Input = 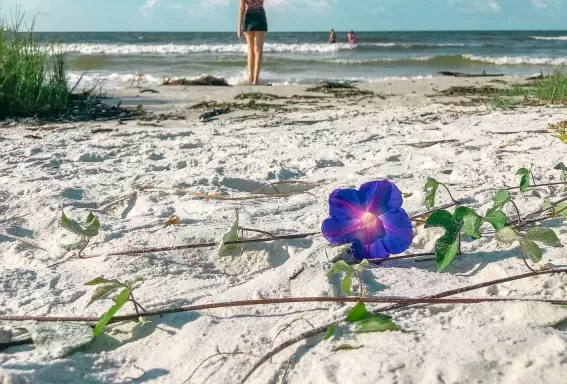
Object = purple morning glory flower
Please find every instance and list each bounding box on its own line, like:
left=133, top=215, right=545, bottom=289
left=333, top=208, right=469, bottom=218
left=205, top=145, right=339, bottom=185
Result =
left=321, top=180, right=413, bottom=261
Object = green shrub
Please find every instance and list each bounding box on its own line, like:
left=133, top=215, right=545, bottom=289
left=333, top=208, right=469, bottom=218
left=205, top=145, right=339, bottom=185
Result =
left=0, top=13, right=71, bottom=118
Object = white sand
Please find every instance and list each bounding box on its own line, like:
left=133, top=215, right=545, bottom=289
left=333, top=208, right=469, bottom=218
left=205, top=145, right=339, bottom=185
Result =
left=2, top=78, right=567, bottom=383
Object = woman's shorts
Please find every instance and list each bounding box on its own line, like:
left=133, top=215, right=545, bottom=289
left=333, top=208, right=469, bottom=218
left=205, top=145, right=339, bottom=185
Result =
left=243, top=9, right=268, bottom=32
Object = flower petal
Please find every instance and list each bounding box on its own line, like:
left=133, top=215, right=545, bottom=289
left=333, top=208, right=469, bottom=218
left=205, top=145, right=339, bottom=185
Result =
left=359, top=180, right=403, bottom=216
left=350, top=239, right=390, bottom=261
left=322, top=217, right=385, bottom=245
left=328, top=188, right=365, bottom=220
left=379, top=208, right=413, bottom=254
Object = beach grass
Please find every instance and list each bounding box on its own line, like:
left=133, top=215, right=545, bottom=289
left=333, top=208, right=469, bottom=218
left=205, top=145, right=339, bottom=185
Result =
left=0, top=13, right=71, bottom=119
left=488, top=70, right=567, bottom=108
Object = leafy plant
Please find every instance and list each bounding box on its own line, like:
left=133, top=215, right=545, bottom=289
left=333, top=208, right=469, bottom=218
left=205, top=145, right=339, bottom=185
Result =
left=85, top=276, right=144, bottom=336
left=61, top=211, right=100, bottom=238
left=346, top=302, right=401, bottom=334
left=424, top=188, right=518, bottom=272
left=516, top=167, right=532, bottom=192
left=61, top=211, right=100, bottom=256
left=496, top=226, right=563, bottom=264
left=219, top=208, right=241, bottom=256
left=327, top=259, right=369, bottom=296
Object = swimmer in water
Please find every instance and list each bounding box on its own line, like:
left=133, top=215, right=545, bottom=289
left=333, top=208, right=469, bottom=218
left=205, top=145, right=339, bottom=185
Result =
left=347, top=30, right=358, bottom=45
left=328, top=29, right=336, bottom=43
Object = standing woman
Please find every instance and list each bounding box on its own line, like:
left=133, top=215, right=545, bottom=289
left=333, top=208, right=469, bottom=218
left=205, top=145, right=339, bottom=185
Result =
left=237, top=0, right=268, bottom=85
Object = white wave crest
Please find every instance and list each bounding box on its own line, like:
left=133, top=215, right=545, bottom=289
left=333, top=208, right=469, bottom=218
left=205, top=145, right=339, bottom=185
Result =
left=530, top=36, right=567, bottom=41
left=464, top=54, right=567, bottom=65
left=60, top=42, right=356, bottom=55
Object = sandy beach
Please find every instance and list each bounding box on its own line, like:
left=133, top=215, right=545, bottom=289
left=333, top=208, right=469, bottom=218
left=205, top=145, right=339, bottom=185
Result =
left=2, top=76, right=567, bottom=384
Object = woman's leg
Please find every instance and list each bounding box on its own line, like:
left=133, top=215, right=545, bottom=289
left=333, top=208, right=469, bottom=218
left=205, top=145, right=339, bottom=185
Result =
left=244, top=32, right=255, bottom=84
left=252, top=31, right=266, bottom=85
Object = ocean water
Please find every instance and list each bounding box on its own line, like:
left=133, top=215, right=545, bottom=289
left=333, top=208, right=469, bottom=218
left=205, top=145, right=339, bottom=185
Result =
left=35, top=31, right=567, bottom=88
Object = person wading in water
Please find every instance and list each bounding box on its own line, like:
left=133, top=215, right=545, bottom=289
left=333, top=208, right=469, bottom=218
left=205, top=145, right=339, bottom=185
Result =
left=237, top=0, right=268, bottom=85
left=329, top=29, right=336, bottom=43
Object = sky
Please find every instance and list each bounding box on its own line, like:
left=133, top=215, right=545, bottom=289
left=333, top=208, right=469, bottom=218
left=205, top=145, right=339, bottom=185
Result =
left=1, top=0, right=566, bottom=32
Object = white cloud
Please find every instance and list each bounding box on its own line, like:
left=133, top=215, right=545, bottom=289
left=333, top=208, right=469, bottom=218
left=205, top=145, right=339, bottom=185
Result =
left=139, top=0, right=161, bottom=15
left=445, top=0, right=501, bottom=13
left=531, top=0, right=560, bottom=9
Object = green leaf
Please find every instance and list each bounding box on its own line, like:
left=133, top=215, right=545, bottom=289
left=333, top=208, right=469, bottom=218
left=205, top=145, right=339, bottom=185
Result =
left=492, top=189, right=511, bottom=210
left=520, top=174, right=530, bottom=192
left=425, top=210, right=462, bottom=272
left=524, top=227, right=563, bottom=248
left=453, top=207, right=482, bottom=239
left=333, top=344, right=363, bottom=351
left=84, top=277, right=123, bottom=286
left=516, top=168, right=530, bottom=175
left=355, top=314, right=401, bottom=333
left=424, top=178, right=439, bottom=209
left=61, top=211, right=85, bottom=237
left=83, top=212, right=100, bottom=238
left=485, top=208, right=507, bottom=231
left=87, top=284, right=123, bottom=307
left=324, top=325, right=336, bottom=340
left=126, top=276, right=145, bottom=290
left=346, top=302, right=369, bottom=323
left=327, top=260, right=355, bottom=276
left=555, top=162, right=567, bottom=172
left=520, top=239, right=543, bottom=263
left=495, top=227, right=517, bottom=248
left=218, top=208, right=240, bottom=256
left=341, top=274, right=353, bottom=296
left=543, top=198, right=553, bottom=211
left=93, top=289, right=131, bottom=336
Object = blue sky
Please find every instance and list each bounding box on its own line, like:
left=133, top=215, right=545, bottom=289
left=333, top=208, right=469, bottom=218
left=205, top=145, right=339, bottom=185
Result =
left=1, top=0, right=566, bottom=32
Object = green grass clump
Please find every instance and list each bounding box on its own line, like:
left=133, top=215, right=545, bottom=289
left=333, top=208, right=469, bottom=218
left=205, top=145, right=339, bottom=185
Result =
left=0, top=14, right=71, bottom=119
left=488, top=70, right=567, bottom=108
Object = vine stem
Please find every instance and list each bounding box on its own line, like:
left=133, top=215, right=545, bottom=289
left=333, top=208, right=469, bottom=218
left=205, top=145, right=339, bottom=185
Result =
left=76, top=232, right=321, bottom=259
left=1, top=293, right=567, bottom=324
left=506, top=181, right=567, bottom=191
left=509, top=199, right=523, bottom=226
left=238, top=268, right=567, bottom=383
left=438, top=182, right=459, bottom=204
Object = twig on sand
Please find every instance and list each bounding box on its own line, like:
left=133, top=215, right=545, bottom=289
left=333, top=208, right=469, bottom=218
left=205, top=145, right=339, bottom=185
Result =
left=487, top=129, right=552, bottom=135
left=398, top=139, right=459, bottom=148
left=184, top=350, right=259, bottom=384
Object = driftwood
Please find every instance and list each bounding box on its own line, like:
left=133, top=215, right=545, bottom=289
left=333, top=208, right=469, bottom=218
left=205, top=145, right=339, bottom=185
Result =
left=439, top=71, right=505, bottom=78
